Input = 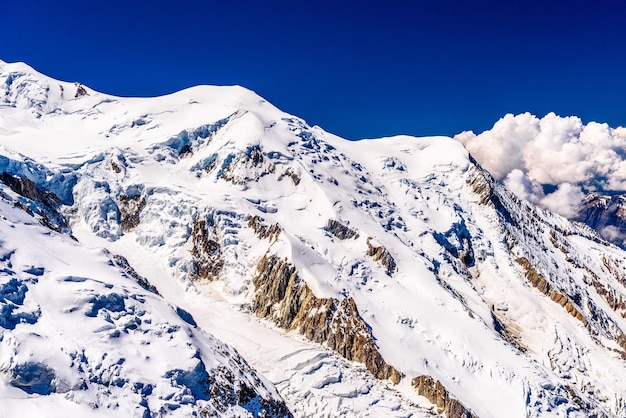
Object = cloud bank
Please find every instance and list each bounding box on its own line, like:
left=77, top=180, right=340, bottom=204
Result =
left=455, top=112, right=626, bottom=218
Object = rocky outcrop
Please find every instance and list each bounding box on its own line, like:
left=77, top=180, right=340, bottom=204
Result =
left=248, top=215, right=281, bottom=241
left=0, top=172, right=67, bottom=232
left=252, top=254, right=402, bottom=384
left=575, top=193, right=626, bottom=249
left=221, top=145, right=275, bottom=185
left=412, top=375, right=476, bottom=418
left=325, top=219, right=359, bottom=240
left=199, top=364, right=294, bottom=418
left=490, top=307, right=527, bottom=353
left=277, top=167, right=301, bottom=185
left=190, top=219, right=223, bottom=281
left=366, top=238, right=397, bottom=276
left=516, top=257, right=587, bottom=325
left=1, top=172, right=56, bottom=204
left=107, top=251, right=159, bottom=295
left=118, top=193, right=146, bottom=233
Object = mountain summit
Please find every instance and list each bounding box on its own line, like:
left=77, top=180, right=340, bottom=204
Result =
left=2, top=61, right=626, bottom=417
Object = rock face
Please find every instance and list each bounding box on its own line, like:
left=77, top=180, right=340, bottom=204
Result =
left=412, top=375, right=476, bottom=418
left=10, top=62, right=626, bottom=416
left=248, top=215, right=281, bottom=241
left=191, top=219, right=223, bottom=281
left=199, top=364, right=294, bottom=418
left=277, top=167, right=301, bottom=185
left=516, top=257, right=587, bottom=325
left=366, top=238, right=397, bottom=276
left=118, top=193, right=146, bottom=233
left=252, top=254, right=402, bottom=384
left=221, top=145, right=276, bottom=185
left=325, top=219, right=359, bottom=240
left=576, top=193, right=626, bottom=248
left=0, top=190, right=294, bottom=417
left=0, top=172, right=67, bottom=232
left=433, top=219, right=475, bottom=267
left=107, top=250, right=160, bottom=295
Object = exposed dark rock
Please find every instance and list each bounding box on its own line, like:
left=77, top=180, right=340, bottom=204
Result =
left=277, top=167, right=301, bottom=185
left=466, top=165, right=626, bottom=347
left=200, top=364, right=294, bottom=418
left=563, top=384, right=610, bottom=418
left=190, top=219, right=223, bottom=281
left=118, top=193, right=146, bottom=233
left=110, top=160, right=122, bottom=173
left=1, top=172, right=54, bottom=204
left=248, top=215, right=281, bottom=241
left=220, top=145, right=276, bottom=185
left=575, top=193, right=626, bottom=249
left=162, top=117, right=231, bottom=156
left=490, top=307, right=527, bottom=353
left=366, top=238, right=397, bottom=276
left=0, top=172, right=67, bottom=232
left=75, top=84, right=87, bottom=98
left=516, top=257, right=587, bottom=325
left=252, top=254, right=402, bottom=384
left=325, top=219, right=359, bottom=240
left=8, top=362, right=56, bottom=395
left=108, top=251, right=160, bottom=295
left=178, top=143, right=193, bottom=158
left=412, top=375, right=476, bottom=418
left=592, top=257, right=626, bottom=320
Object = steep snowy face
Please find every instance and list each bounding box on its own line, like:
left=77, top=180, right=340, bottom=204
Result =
left=3, top=60, right=626, bottom=418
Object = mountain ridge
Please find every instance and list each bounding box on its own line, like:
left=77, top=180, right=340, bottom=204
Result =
left=2, top=60, right=626, bottom=417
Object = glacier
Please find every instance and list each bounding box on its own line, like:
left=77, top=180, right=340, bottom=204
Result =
left=1, top=59, right=626, bottom=417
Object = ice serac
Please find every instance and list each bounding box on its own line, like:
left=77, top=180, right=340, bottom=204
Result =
left=3, top=60, right=626, bottom=417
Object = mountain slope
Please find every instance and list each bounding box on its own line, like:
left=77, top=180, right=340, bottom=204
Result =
left=3, top=60, right=626, bottom=417
left=0, top=181, right=291, bottom=417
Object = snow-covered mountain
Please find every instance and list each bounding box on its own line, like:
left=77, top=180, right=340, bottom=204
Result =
left=574, top=193, right=626, bottom=248
left=3, top=60, right=626, bottom=417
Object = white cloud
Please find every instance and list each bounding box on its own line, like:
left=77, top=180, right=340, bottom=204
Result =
left=454, top=113, right=626, bottom=218
left=503, top=169, right=544, bottom=204
left=538, top=183, right=585, bottom=218
left=599, top=225, right=626, bottom=247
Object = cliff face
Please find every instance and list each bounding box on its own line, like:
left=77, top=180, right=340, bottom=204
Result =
left=576, top=193, right=626, bottom=248
left=118, top=193, right=145, bottom=233
left=0, top=182, right=293, bottom=417
left=252, top=254, right=402, bottom=384
left=412, top=375, right=476, bottom=418
left=366, top=237, right=397, bottom=276
left=0, top=172, right=68, bottom=232
left=191, top=219, right=223, bottom=281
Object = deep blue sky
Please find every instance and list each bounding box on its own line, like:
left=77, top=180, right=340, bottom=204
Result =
left=2, top=0, right=625, bottom=139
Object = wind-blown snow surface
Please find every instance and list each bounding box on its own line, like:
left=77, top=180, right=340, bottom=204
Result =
left=3, top=60, right=626, bottom=417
